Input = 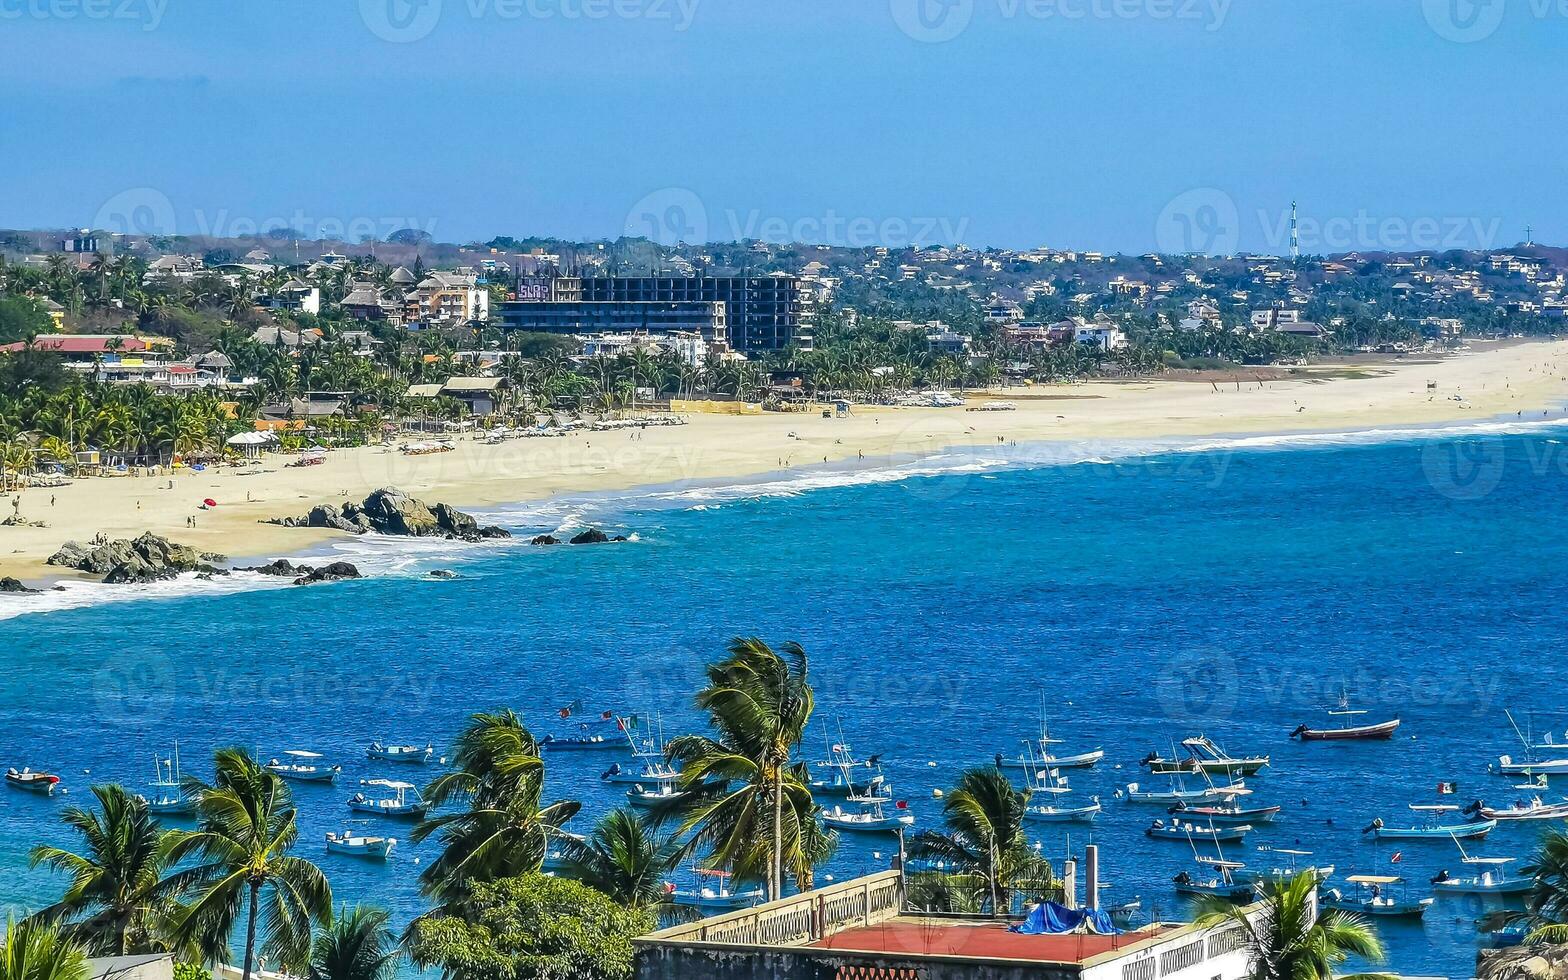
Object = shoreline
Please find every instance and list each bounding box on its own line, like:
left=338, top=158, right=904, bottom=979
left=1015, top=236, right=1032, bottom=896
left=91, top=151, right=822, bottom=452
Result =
left=4, top=339, right=1568, bottom=593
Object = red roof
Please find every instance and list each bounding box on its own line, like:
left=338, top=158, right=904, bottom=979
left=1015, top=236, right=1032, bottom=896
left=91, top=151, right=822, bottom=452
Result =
left=811, top=920, right=1173, bottom=965
left=0, top=336, right=149, bottom=355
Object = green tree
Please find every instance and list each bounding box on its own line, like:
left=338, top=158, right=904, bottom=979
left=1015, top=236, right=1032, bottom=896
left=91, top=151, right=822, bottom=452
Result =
left=28, top=784, right=179, bottom=956
left=307, top=906, right=400, bottom=980
left=414, top=711, right=581, bottom=906
left=0, top=296, right=51, bottom=345
left=0, top=919, right=89, bottom=980
left=560, top=809, right=682, bottom=908
left=908, top=767, right=1055, bottom=915
left=1194, top=873, right=1391, bottom=980
left=406, top=874, right=651, bottom=980
left=164, top=748, right=333, bottom=980
left=1514, top=828, right=1568, bottom=941
left=666, top=637, right=817, bottom=902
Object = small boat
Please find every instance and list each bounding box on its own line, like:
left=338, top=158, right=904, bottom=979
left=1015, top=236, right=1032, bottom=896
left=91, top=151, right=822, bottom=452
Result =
left=1021, top=764, right=1099, bottom=823
left=1122, top=779, right=1241, bottom=805
left=366, top=742, right=433, bottom=764
left=1491, top=754, right=1568, bottom=776
left=1432, top=858, right=1533, bottom=896
left=1233, top=848, right=1333, bottom=887
left=1321, top=875, right=1432, bottom=918
left=626, top=782, right=691, bottom=809
left=346, top=779, right=428, bottom=819
left=1104, top=899, right=1142, bottom=930
left=667, top=869, right=764, bottom=912
left=1173, top=857, right=1255, bottom=901
left=995, top=698, right=1102, bottom=770
left=542, top=831, right=585, bottom=872
left=324, top=830, right=396, bottom=860
left=142, top=744, right=198, bottom=816
left=6, top=768, right=60, bottom=795
left=1363, top=805, right=1496, bottom=840
left=810, top=736, right=890, bottom=800
left=600, top=760, right=680, bottom=786
left=266, top=750, right=340, bottom=784
left=1144, top=736, right=1269, bottom=777
left=822, top=798, right=914, bottom=833
left=1171, top=801, right=1280, bottom=825
left=1466, top=797, right=1568, bottom=821
left=1290, top=695, right=1400, bottom=741
left=540, top=730, right=617, bottom=752
left=1146, top=819, right=1251, bottom=843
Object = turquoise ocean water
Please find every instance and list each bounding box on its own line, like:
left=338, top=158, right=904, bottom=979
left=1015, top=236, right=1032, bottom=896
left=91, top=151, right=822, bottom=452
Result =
left=4, top=416, right=1568, bottom=977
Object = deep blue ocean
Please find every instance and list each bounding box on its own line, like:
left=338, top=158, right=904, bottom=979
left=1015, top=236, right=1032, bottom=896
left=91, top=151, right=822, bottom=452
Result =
left=5, top=418, right=1568, bottom=978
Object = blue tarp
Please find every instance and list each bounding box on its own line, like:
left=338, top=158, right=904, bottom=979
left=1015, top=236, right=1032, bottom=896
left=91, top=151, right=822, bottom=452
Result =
left=1010, top=902, right=1123, bottom=936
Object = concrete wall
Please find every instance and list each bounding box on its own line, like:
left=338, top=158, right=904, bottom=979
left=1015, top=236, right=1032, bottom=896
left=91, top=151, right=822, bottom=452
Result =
left=637, top=943, right=1081, bottom=980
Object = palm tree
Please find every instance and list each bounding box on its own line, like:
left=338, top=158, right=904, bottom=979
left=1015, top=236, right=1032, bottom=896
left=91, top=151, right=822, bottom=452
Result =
left=413, top=709, right=582, bottom=906
left=561, top=809, right=683, bottom=908
left=908, top=767, right=1053, bottom=915
left=1193, top=873, right=1391, bottom=980
left=307, top=906, right=400, bottom=980
left=0, top=919, right=89, bottom=980
left=164, top=748, right=332, bottom=980
left=666, top=637, right=817, bottom=902
left=27, top=784, right=177, bottom=956
left=1514, top=828, right=1568, bottom=941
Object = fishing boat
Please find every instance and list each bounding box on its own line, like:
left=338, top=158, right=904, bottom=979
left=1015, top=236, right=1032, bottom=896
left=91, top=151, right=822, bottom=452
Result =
left=366, top=742, right=433, bottom=764
left=540, top=729, right=617, bottom=752
left=542, top=831, right=585, bottom=872
left=822, top=798, right=914, bottom=833
left=1171, top=801, right=1280, bottom=825
left=809, top=736, right=890, bottom=800
left=626, top=782, right=690, bottom=810
left=1363, top=805, right=1496, bottom=840
left=1173, top=857, right=1255, bottom=901
left=1322, top=875, right=1432, bottom=918
left=1233, top=848, right=1333, bottom=887
left=994, top=697, right=1102, bottom=770
left=1290, top=695, right=1400, bottom=741
left=1104, top=899, right=1142, bottom=930
left=1146, top=819, right=1252, bottom=843
left=1121, top=778, right=1242, bottom=805
left=1432, top=858, right=1532, bottom=896
left=667, top=869, right=764, bottom=912
left=346, top=779, right=428, bottom=819
left=1489, top=710, right=1568, bottom=775
left=1465, top=797, right=1568, bottom=821
left=5, top=768, right=60, bottom=795
left=141, top=744, right=197, bottom=815
left=1144, top=736, right=1269, bottom=777
left=266, top=750, right=341, bottom=784
left=600, top=759, right=680, bottom=786
left=1021, top=764, right=1100, bottom=823
left=324, top=830, right=396, bottom=860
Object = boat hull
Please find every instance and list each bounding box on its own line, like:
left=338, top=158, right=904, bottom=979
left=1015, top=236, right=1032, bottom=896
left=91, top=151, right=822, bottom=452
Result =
left=1370, top=819, right=1496, bottom=840
left=1434, top=878, right=1533, bottom=896
left=5, top=775, right=58, bottom=795
left=1292, top=719, right=1400, bottom=741
left=1147, top=827, right=1250, bottom=843
left=326, top=838, right=395, bottom=859
left=1322, top=898, right=1430, bottom=918
left=1024, top=805, right=1101, bottom=824
left=997, top=750, right=1102, bottom=770
left=1175, top=882, right=1254, bottom=901
left=1176, top=806, right=1280, bottom=825
left=346, top=801, right=428, bottom=820
left=1149, top=759, right=1268, bottom=777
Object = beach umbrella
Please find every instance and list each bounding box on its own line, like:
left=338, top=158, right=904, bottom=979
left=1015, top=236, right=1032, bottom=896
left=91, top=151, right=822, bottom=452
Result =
left=203, top=498, right=217, bottom=507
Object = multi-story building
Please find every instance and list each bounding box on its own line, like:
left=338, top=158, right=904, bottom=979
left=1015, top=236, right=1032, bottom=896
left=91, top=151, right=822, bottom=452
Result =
left=498, top=274, right=804, bottom=352
left=406, top=272, right=489, bottom=326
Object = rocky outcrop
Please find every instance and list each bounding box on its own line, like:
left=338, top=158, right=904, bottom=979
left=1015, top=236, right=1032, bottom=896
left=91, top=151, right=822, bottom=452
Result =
left=568, top=528, right=629, bottom=545
left=531, top=535, right=561, bottom=546
left=241, top=559, right=313, bottom=577
left=267, top=488, right=510, bottom=542
left=0, top=576, right=38, bottom=594
left=293, top=562, right=362, bottom=585
left=48, top=534, right=226, bottom=584
left=428, top=568, right=458, bottom=579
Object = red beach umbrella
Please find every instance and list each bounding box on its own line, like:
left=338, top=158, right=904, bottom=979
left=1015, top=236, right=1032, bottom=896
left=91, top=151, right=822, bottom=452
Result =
left=203, top=498, right=217, bottom=507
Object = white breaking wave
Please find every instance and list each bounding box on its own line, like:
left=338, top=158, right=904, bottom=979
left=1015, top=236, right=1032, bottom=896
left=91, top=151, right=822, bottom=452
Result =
left=0, top=570, right=297, bottom=623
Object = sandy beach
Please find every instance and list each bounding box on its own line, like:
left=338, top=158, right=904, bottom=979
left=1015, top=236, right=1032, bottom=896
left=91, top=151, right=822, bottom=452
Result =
left=5, top=339, right=1568, bottom=587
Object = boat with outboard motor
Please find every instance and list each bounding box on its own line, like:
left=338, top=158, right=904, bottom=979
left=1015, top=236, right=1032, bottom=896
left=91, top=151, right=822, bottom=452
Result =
left=346, top=779, right=428, bottom=819
left=1146, top=818, right=1252, bottom=843
left=1322, top=875, right=1432, bottom=917
left=266, top=750, right=341, bottom=784
left=140, top=743, right=197, bottom=815
left=1173, top=857, right=1255, bottom=901
left=325, top=829, right=396, bottom=860
left=1290, top=694, right=1400, bottom=741
left=1363, top=805, right=1496, bottom=840
left=366, top=742, right=433, bottom=764
left=1144, top=736, right=1269, bottom=777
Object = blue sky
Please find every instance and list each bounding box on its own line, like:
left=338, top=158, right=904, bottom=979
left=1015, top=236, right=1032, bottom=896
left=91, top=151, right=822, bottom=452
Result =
left=1, top=0, right=1562, bottom=253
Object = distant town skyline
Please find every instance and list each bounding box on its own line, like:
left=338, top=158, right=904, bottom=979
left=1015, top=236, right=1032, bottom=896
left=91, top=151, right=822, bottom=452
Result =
left=2, top=1, right=1563, bottom=254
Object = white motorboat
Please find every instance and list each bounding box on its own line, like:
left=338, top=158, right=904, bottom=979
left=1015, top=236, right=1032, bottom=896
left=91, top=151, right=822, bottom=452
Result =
left=822, top=797, right=914, bottom=833
left=1322, top=875, right=1432, bottom=918
left=366, top=742, right=433, bottom=764
left=1233, top=848, right=1334, bottom=887
left=142, top=743, right=198, bottom=816
left=1492, top=710, right=1568, bottom=775
left=1144, top=736, right=1269, bottom=777
left=1467, top=796, right=1568, bottom=821
left=325, top=830, right=396, bottom=860
left=266, top=750, right=341, bottom=784
left=346, top=779, right=428, bottom=819
left=1432, top=837, right=1533, bottom=896
left=1364, top=805, right=1496, bottom=840
left=542, top=831, right=585, bottom=872
left=668, top=869, right=764, bottom=911
left=995, top=697, right=1102, bottom=770
left=600, top=760, right=680, bottom=786
left=626, top=782, right=690, bottom=809
left=1173, top=856, right=1255, bottom=901
left=1121, top=778, right=1242, bottom=805
left=810, top=737, right=890, bottom=800
left=6, top=768, right=60, bottom=795
left=1146, top=819, right=1252, bottom=843
left=1020, top=764, right=1099, bottom=823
